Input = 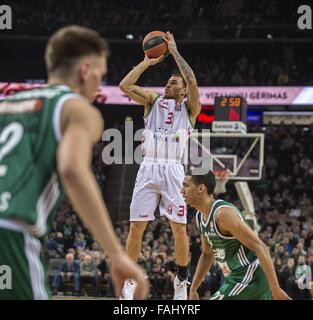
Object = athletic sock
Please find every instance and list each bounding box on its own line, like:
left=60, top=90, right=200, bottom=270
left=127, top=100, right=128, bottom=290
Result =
left=176, top=265, right=188, bottom=281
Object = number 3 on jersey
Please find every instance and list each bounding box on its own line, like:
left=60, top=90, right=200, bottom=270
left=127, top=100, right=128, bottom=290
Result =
left=165, top=112, right=174, bottom=124
left=0, top=122, right=24, bottom=177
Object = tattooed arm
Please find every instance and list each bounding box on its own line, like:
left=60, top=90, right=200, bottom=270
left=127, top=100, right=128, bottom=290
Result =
left=119, top=56, right=164, bottom=116
left=163, top=32, right=201, bottom=125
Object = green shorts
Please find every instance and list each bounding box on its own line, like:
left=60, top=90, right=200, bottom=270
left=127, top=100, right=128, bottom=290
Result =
left=0, top=219, right=51, bottom=300
left=210, top=263, right=272, bottom=300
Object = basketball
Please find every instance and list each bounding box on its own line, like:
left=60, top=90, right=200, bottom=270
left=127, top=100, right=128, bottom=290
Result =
left=142, top=31, right=168, bottom=58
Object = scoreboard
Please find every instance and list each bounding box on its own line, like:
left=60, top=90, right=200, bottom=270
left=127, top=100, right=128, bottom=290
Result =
left=212, top=96, right=248, bottom=133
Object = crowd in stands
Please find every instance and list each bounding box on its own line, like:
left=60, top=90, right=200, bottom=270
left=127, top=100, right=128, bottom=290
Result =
left=108, top=51, right=313, bottom=87
left=47, top=124, right=313, bottom=299
left=253, top=124, right=313, bottom=299
left=2, top=1, right=311, bottom=85
left=47, top=192, right=114, bottom=296
left=1, top=49, right=312, bottom=86
left=10, top=0, right=300, bottom=39
left=1, top=50, right=312, bottom=86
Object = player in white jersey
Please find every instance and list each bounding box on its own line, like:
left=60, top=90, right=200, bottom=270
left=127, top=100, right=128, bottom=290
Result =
left=119, top=31, right=201, bottom=299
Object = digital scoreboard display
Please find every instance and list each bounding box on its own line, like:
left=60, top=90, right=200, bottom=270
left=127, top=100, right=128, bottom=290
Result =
left=214, top=96, right=247, bottom=123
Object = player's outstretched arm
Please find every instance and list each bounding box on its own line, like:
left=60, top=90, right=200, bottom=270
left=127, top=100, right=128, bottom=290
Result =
left=163, top=31, right=201, bottom=124
left=189, top=235, right=214, bottom=300
left=57, top=98, right=149, bottom=299
left=119, top=56, right=163, bottom=114
left=215, top=207, right=291, bottom=300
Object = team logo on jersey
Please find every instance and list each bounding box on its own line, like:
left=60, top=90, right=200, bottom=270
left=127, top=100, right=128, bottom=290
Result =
left=175, top=102, right=182, bottom=111
left=210, top=221, right=214, bottom=232
left=214, top=248, right=226, bottom=260
left=0, top=99, right=43, bottom=114
left=159, top=98, right=168, bottom=110
left=167, top=204, right=173, bottom=214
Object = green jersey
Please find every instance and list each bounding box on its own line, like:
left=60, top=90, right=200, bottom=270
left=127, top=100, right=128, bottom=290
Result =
left=0, top=85, right=81, bottom=237
left=196, top=199, right=271, bottom=299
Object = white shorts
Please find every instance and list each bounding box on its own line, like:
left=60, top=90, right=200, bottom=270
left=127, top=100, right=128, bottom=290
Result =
left=130, top=162, right=187, bottom=224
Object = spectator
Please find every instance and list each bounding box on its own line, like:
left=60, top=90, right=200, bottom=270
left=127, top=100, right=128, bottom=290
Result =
left=47, top=233, right=63, bottom=258
left=97, top=254, right=114, bottom=297
left=52, top=253, right=80, bottom=295
left=74, top=232, right=87, bottom=250
left=78, top=250, right=86, bottom=264
left=279, top=257, right=296, bottom=298
left=61, top=217, right=76, bottom=252
left=80, top=255, right=102, bottom=296
left=55, top=232, right=65, bottom=254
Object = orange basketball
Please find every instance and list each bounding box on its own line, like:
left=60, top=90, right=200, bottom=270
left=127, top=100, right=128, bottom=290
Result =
left=142, top=31, right=168, bottom=58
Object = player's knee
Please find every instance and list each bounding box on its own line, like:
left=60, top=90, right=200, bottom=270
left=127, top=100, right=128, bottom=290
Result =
left=172, top=223, right=187, bottom=239
left=129, top=222, right=146, bottom=238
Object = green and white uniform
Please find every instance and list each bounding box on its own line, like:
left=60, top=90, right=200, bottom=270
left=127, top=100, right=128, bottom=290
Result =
left=0, top=85, right=82, bottom=299
left=196, top=199, right=271, bottom=300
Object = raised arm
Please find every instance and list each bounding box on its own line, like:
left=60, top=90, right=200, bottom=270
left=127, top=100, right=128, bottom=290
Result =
left=215, top=207, right=291, bottom=300
left=163, top=32, right=201, bottom=124
left=119, top=56, right=163, bottom=116
left=57, top=98, right=149, bottom=299
left=189, top=235, right=215, bottom=300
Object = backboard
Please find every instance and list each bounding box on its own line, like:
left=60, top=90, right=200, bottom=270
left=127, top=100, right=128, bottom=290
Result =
left=187, top=131, right=264, bottom=181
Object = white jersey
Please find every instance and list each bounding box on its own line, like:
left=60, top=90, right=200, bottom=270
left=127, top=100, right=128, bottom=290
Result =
left=142, top=96, right=193, bottom=163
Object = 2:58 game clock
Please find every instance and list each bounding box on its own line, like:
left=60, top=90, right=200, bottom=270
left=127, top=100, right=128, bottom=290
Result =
left=214, top=96, right=247, bottom=123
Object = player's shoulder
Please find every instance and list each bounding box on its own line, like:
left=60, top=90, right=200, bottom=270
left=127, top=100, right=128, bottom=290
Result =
left=63, top=96, right=99, bottom=118
left=151, top=94, right=162, bottom=104
left=143, top=89, right=159, bottom=106
left=214, top=200, right=243, bottom=222
left=61, top=97, right=103, bottom=133
left=60, top=100, right=103, bottom=143
left=214, top=199, right=236, bottom=209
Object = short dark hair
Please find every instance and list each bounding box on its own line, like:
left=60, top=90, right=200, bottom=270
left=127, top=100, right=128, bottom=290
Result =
left=186, top=170, right=216, bottom=195
left=45, top=25, right=109, bottom=74
left=171, top=72, right=187, bottom=87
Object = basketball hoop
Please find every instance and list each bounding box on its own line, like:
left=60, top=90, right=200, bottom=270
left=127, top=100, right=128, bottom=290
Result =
left=213, top=169, right=231, bottom=194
